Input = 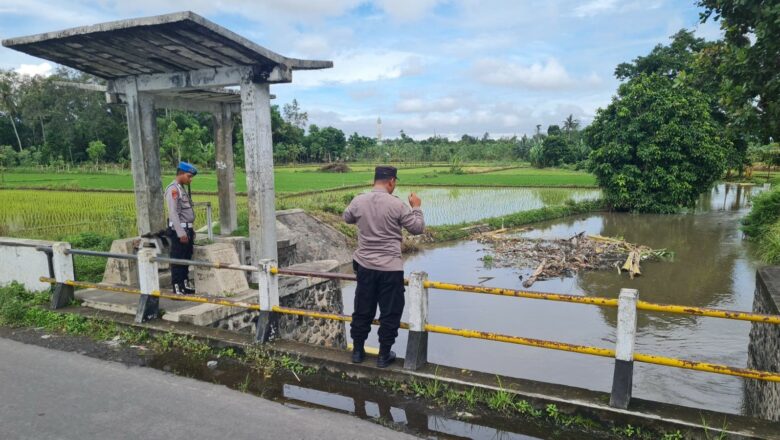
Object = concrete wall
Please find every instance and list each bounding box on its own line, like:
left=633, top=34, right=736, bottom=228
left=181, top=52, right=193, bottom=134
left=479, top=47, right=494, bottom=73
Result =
left=0, top=238, right=54, bottom=291
left=745, top=267, right=780, bottom=422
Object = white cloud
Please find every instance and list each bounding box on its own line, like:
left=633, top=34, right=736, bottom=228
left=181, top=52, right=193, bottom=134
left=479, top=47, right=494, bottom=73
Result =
left=574, top=0, right=619, bottom=17
left=474, top=58, right=584, bottom=90
left=376, top=0, right=443, bottom=21
left=395, top=96, right=459, bottom=113
left=16, top=62, right=53, bottom=77
left=293, top=51, right=426, bottom=86
left=109, top=0, right=363, bottom=23
left=293, top=35, right=331, bottom=58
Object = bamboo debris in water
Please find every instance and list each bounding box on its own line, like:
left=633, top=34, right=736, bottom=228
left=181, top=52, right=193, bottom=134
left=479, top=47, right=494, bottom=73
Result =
left=479, top=231, right=670, bottom=287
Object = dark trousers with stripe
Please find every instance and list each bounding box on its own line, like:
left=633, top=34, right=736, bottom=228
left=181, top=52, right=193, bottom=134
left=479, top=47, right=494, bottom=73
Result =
left=167, top=227, right=195, bottom=286
left=350, top=261, right=405, bottom=347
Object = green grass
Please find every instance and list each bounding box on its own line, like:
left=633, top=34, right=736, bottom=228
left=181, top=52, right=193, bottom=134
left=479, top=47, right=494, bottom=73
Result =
left=0, top=165, right=596, bottom=193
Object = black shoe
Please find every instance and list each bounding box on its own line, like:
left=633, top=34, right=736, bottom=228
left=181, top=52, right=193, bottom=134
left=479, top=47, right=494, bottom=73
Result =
left=174, top=283, right=195, bottom=295
left=183, top=280, right=196, bottom=295
left=376, top=351, right=396, bottom=368
left=351, top=349, right=365, bottom=364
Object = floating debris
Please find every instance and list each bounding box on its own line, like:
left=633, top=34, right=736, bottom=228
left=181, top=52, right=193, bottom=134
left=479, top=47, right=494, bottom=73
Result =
left=478, top=231, right=671, bottom=287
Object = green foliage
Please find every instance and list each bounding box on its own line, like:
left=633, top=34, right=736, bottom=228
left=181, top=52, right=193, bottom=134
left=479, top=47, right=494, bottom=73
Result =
left=587, top=74, right=726, bottom=213
left=698, top=0, right=780, bottom=144
left=741, top=187, right=780, bottom=238
left=486, top=387, right=515, bottom=413
left=86, top=140, right=106, bottom=164
left=62, top=232, right=116, bottom=283
left=615, top=29, right=709, bottom=81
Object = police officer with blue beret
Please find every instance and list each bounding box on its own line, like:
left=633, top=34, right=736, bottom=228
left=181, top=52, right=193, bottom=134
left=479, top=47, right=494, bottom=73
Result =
left=165, top=161, right=198, bottom=295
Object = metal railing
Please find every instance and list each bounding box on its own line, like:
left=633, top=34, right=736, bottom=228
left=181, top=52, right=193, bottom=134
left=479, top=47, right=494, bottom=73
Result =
left=192, top=201, right=214, bottom=241
left=18, top=242, right=780, bottom=410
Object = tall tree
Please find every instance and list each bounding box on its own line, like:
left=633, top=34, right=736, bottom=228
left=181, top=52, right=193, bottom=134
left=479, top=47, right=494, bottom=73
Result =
left=614, top=29, right=710, bottom=80
left=0, top=70, right=23, bottom=151
left=698, top=0, right=780, bottom=144
left=587, top=74, right=727, bottom=213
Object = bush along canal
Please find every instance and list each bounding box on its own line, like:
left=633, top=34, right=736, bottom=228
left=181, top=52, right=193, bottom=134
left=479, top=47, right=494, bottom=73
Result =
left=1, top=288, right=773, bottom=440
left=342, top=183, right=776, bottom=418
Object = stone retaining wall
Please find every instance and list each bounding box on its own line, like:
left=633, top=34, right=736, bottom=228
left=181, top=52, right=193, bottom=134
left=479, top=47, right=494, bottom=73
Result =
left=745, top=267, right=780, bottom=421
left=211, top=260, right=347, bottom=349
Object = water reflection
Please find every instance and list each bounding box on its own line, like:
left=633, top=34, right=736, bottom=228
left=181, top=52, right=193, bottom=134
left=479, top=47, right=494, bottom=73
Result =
left=404, top=187, right=601, bottom=226
left=283, top=383, right=546, bottom=439
left=341, top=184, right=765, bottom=415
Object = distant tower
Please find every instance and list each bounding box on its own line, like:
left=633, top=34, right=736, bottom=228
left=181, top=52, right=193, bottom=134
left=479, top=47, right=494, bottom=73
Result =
left=376, top=117, right=383, bottom=146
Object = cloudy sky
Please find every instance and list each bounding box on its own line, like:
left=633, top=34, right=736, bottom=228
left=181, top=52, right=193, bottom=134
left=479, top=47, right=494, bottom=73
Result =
left=0, top=0, right=721, bottom=139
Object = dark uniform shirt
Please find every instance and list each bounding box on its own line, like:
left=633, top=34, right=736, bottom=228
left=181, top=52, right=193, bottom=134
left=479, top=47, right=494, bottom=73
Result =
left=165, top=181, right=196, bottom=238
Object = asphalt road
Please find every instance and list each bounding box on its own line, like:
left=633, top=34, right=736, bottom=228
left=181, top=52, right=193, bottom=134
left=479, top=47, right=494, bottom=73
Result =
left=0, top=337, right=418, bottom=440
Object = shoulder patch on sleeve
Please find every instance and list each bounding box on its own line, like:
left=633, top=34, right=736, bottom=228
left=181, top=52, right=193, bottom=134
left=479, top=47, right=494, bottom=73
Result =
left=171, top=188, right=178, bottom=199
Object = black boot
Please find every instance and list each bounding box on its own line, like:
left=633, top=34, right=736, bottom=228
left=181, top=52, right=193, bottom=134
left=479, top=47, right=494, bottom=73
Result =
left=351, top=340, right=366, bottom=364
left=377, top=344, right=396, bottom=368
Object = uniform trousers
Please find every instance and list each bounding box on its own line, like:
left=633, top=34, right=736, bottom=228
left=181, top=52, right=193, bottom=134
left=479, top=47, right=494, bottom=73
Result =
left=167, top=227, right=195, bottom=286
left=350, top=261, right=405, bottom=347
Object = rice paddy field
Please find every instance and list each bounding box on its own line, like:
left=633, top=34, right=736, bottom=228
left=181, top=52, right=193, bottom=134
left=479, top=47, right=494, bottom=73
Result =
left=0, top=185, right=601, bottom=240
left=0, top=165, right=597, bottom=193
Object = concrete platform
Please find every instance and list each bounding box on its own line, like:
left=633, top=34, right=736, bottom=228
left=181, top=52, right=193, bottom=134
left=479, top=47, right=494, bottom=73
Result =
left=75, top=287, right=258, bottom=328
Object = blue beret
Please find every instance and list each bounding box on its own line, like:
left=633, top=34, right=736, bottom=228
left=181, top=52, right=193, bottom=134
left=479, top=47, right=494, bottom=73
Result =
left=177, top=161, right=198, bottom=176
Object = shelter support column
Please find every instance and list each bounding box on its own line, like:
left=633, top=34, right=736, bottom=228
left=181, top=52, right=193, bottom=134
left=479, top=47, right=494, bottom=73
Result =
left=240, top=80, right=277, bottom=282
left=215, top=103, right=237, bottom=235
left=124, top=78, right=165, bottom=235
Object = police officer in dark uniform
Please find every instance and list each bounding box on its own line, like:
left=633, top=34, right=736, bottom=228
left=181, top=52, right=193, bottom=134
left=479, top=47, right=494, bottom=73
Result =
left=165, top=161, right=198, bottom=295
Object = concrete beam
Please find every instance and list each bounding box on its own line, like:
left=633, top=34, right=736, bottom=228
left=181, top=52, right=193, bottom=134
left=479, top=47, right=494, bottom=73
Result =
left=108, top=65, right=291, bottom=93
left=215, top=104, right=238, bottom=234
left=154, top=96, right=240, bottom=114
left=124, top=78, right=165, bottom=235
left=240, top=80, right=277, bottom=280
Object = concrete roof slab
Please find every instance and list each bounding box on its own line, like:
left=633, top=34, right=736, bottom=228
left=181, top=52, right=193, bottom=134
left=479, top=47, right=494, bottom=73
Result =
left=2, top=11, right=332, bottom=80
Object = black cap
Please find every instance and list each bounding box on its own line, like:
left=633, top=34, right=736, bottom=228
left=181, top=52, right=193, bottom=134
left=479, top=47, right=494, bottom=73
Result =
left=374, top=165, right=398, bottom=181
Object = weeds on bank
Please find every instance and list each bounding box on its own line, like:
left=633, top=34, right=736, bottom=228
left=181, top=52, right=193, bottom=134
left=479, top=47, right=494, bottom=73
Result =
left=0, top=282, right=318, bottom=380
left=371, top=371, right=706, bottom=439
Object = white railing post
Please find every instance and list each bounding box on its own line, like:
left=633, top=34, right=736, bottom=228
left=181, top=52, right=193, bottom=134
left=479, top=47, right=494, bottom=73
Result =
left=134, top=247, right=160, bottom=323
left=404, top=271, right=429, bottom=370
left=610, top=288, right=638, bottom=409
left=51, top=242, right=75, bottom=309
left=255, top=258, right=279, bottom=343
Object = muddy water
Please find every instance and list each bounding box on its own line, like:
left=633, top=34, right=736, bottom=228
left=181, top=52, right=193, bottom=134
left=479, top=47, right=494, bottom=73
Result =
left=342, top=184, right=765, bottom=415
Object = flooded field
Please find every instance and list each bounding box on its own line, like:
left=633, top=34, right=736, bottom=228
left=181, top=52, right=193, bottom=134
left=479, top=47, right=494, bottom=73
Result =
left=342, top=184, right=765, bottom=415
left=283, top=186, right=602, bottom=226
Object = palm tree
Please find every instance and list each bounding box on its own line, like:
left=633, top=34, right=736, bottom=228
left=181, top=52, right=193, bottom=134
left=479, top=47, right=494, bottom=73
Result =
left=563, top=114, right=580, bottom=142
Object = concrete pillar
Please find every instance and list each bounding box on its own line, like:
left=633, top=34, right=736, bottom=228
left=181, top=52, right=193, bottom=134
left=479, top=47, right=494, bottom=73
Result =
left=135, top=247, right=160, bottom=323
left=124, top=78, right=165, bottom=235
left=240, top=80, right=277, bottom=283
left=610, top=288, right=638, bottom=409
left=255, top=258, right=279, bottom=343
left=51, top=242, right=74, bottom=309
left=214, top=103, right=237, bottom=235
left=405, top=271, right=429, bottom=370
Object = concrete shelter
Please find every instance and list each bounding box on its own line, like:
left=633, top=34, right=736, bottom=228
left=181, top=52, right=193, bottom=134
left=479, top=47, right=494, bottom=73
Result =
left=2, top=11, right=333, bottom=269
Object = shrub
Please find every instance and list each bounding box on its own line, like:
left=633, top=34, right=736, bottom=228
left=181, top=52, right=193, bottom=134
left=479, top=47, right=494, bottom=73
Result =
left=742, top=187, right=780, bottom=238
left=319, top=163, right=351, bottom=173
